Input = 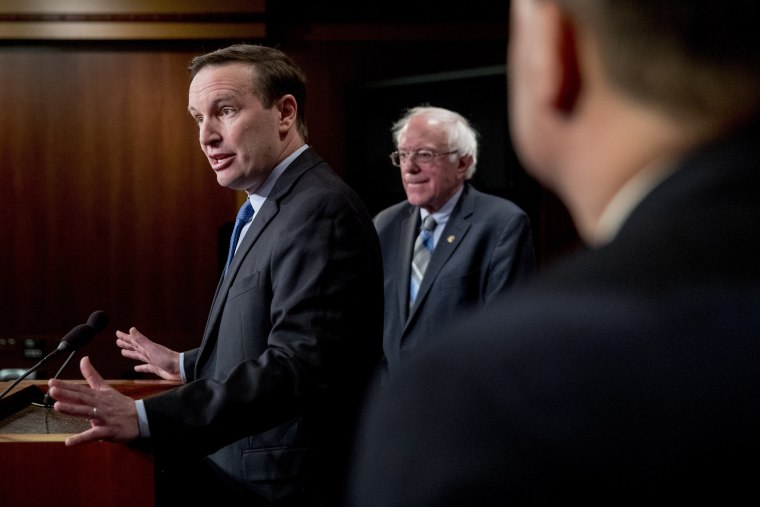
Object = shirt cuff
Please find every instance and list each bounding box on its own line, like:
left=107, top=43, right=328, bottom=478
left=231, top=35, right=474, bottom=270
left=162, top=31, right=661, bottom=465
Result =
left=135, top=399, right=150, bottom=438
left=179, top=351, right=188, bottom=382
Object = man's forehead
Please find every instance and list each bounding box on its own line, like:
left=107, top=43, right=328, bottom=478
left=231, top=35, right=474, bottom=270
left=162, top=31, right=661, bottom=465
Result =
left=187, top=64, right=256, bottom=109
left=189, top=63, right=254, bottom=91
left=400, top=118, right=447, bottom=144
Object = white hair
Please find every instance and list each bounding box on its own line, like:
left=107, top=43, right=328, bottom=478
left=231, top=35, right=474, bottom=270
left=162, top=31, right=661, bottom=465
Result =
left=392, top=106, right=479, bottom=179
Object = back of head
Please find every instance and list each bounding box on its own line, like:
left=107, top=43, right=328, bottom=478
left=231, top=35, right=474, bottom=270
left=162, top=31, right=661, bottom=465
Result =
left=559, top=0, right=760, bottom=126
left=189, top=44, right=309, bottom=140
left=392, top=106, right=480, bottom=178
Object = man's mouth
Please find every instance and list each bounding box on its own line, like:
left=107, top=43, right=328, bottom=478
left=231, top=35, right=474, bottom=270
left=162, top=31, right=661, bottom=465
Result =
left=404, top=173, right=428, bottom=185
left=209, top=153, right=234, bottom=171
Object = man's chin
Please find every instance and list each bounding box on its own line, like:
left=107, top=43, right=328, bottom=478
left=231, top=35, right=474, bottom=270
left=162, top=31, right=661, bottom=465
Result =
left=216, top=173, right=242, bottom=190
left=405, top=191, right=430, bottom=208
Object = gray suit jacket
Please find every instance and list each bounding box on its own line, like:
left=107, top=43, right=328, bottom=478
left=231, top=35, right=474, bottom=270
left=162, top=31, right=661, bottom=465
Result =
left=143, top=148, right=384, bottom=504
left=373, top=184, right=536, bottom=376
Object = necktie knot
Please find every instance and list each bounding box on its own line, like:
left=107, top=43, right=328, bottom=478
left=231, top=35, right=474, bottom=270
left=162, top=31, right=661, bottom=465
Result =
left=421, top=215, right=437, bottom=233
left=225, top=200, right=254, bottom=275
left=410, top=215, right=437, bottom=306
left=419, top=215, right=437, bottom=251
left=235, top=200, right=254, bottom=225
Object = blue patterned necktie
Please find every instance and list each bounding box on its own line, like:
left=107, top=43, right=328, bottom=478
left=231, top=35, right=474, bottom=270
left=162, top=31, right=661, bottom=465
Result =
left=224, top=199, right=254, bottom=275
left=410, top=215, right=437, bottom=306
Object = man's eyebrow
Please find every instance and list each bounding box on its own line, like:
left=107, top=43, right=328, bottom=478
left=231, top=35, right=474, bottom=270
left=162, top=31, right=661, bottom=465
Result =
left=187, top=94, right=238, bottom=114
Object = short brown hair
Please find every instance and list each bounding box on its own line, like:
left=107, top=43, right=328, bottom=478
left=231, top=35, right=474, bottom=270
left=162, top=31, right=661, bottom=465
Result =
left=189, top=44, right=309, bottom=140
left=556, top=0, right=760, bottom=122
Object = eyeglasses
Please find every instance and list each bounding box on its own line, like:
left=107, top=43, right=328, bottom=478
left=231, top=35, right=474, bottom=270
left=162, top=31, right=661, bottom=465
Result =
left=389, top=149, right=459, bottom=167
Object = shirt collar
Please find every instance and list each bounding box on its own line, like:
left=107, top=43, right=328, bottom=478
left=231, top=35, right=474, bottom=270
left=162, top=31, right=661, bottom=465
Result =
left=419, top=184, right=464, bottom=227
left=592, top=160, right=676, bottom=246
left=247, top=144, right=309, bottom=209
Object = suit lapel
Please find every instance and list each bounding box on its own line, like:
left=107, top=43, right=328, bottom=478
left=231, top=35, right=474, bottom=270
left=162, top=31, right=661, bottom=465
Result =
left=195, top=148, right=320, bottom=372
left=397, top=209, right=418, bottom=325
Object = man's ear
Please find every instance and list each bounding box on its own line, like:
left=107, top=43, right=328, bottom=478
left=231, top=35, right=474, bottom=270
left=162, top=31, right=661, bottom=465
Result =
left=553, top=9, right=581, bottom=114
left=456, top=155, right=473, bottom=180
left=277, top=94, right=298, bottom=133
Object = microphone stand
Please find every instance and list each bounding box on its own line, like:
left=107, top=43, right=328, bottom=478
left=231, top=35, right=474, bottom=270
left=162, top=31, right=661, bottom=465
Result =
left=40, top=350, right=78, bottom=407
left=0, top=348, right=61, bottom=401
left=1, top=318, right=102, bottom=403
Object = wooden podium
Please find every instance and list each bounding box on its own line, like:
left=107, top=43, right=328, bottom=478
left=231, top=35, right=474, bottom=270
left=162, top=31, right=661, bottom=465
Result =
left=0, top=380, right=178, bottom=507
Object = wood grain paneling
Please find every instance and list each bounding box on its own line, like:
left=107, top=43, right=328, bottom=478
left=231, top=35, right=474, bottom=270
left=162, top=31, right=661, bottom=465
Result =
left=0, top=47, right=236, bottom=377
left=0, top=0, right=267, bottom=40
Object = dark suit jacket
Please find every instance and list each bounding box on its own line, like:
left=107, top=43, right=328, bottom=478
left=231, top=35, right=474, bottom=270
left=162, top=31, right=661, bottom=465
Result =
left=143, top=148, right=384, bottom=505
left=373, top=184, right=536, bottom=375
left=350, top=120, right=760, bottom=505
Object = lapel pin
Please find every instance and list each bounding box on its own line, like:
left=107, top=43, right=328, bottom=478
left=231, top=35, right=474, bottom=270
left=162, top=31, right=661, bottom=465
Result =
left=447, top=235, right=456, bottom=243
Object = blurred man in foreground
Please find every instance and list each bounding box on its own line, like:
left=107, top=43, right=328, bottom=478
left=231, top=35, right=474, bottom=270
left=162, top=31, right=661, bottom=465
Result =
left=349, top=0, right=760, bottom=504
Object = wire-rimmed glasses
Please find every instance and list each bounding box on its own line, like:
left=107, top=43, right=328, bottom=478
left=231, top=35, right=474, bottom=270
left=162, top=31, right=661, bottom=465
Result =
left=389, top=149, right=459, bottom=167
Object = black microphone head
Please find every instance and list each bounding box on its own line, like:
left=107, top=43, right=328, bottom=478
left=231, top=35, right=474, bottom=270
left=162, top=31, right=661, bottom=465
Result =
left=86, top=310, right=109, bottom=333
left=57, top=324, right=95, bottom=352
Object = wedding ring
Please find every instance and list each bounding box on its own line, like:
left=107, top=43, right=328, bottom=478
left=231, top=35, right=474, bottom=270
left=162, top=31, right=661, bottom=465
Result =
left=88, top=407, right=97, bottom=420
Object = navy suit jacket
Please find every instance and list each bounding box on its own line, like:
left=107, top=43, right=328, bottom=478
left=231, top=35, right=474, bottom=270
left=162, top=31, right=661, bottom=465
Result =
left=143, top=148, right=384, bottom=505
left=373, top=184, right=536, bottom=375
left=350, top=120, right=760, bottom=505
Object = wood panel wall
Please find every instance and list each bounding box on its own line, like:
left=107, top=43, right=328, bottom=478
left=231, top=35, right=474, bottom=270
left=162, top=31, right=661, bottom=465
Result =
left=0, top=47, right=235, bottom=377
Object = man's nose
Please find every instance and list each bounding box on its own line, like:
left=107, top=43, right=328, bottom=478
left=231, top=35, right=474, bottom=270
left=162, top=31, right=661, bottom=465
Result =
left=199, top=119, right=221, bottom=146
left=402, top=158, right=420, bottom=172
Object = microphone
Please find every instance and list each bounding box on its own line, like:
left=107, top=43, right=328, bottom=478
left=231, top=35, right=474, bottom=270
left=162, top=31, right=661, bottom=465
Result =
left=0, top=322, right=96, bottom=401
left=56, top=323, right=96, bottom=353
left=42, top=311, right=109, bottom=407
left=86, top=310, right=109, bottom=334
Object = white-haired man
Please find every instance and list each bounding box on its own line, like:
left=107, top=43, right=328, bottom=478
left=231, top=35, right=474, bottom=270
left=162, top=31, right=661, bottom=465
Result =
left=373, top=105, right=536, bottom=377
